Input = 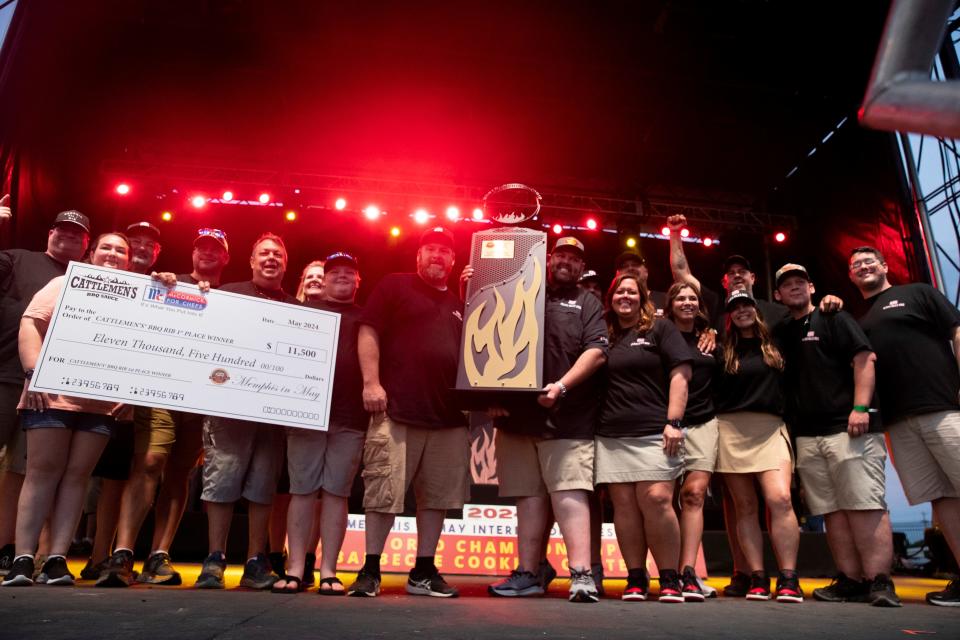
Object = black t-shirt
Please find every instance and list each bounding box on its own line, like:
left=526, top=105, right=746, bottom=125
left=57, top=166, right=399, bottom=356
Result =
left=680, top=330, right=719, bottom=426
left=304, top=300, right=367, bottom=432
left=857, top=284, right=960, bottom=423
left=775, top=310, right=874, bottom=437
left=359, top=273, right=466, bottom=429
left=714, top=337, right=784, bottom=415
left=0, top=250, right=68, bottom=384
left=219, top=280, right=298, bottom=304
left=599, top=318, right=691, bottom=437
left=497, top=285, right=609, bottom=439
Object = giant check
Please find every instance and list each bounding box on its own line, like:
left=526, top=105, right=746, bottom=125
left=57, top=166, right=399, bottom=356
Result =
left=28, top=262, right=340, bottom=431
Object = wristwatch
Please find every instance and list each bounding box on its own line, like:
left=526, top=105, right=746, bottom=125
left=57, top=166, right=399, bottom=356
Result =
left=667, top=418, right=684, bottom=429
left=23, top=368, right=34, bottom=380
left=554, top=381, right=568, bottom=397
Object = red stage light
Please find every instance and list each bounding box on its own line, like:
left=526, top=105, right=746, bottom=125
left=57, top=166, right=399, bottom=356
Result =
left=222, top=190, right=234, bottom=201
left=161, top=211, right=173, bottom=222
left=446, top=206, right=460, bottom=221
left=660, top=226, right=671, bottom=236
left=586, top=218, right=598, bottom=230
left=191, top=196, right=206, bottom=209
left=413, top=208, right=430, bottom=224
left=335, top=198, right=347, bottom=210
left=703, top=238, right=713, bottom=247
left=680, top=228, right=690, bottom=238
left=774, top=231, right=787, bottom=243
left=258, top=193, right=271, bottom=204
left=285, top=210, right=297, bottom=221
left=472, top=208, right=484, bottom=221
left=115, top=183, right=131, bottom=195
left=390, top=226, right=401, bottom=237
left=552, top=223, right=563, bottom=234
left=364, top=205, right=380, bottom=220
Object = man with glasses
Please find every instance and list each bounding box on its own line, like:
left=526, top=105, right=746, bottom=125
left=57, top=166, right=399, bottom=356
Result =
left=848, top=246, right=960, bottom=607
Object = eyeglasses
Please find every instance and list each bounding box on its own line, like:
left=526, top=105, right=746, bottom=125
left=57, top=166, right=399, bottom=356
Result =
left=849, top=257, right=879, bottom=270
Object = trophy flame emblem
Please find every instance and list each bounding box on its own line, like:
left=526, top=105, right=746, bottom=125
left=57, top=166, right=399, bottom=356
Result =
left=463, top=259, right=542, bottom=387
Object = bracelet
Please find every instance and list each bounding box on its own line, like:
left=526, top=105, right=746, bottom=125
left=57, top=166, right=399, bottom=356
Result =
left=23, top=368, right=34, bottom=380
left=852, top=405, right=869, bottom=413
left=554, top=381, right=568, bottom=397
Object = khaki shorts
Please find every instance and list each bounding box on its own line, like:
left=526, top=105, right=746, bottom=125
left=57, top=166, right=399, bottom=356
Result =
left=886, top=410, right=960, bottom=505
left=683, top=417, right=719, bottom=473
left=495, top=430, right=595, bottom=497
left=133, top=406, right=204, bottom=460
left=595, top=434, right=681, bottom=484
left=201, top=417, right=283, bottom=505
left=796, top=432, right=887, bottom=516
left=716, top=412, right=793, bottom=474
left=286, top=427, right=365, bottom=497
left=361, top=413, right=470, bottom=514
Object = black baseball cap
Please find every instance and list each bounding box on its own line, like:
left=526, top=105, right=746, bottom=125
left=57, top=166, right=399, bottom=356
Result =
left=615, top=249, right=645, bottom=269
left=53, top=210, right=90, bottom=234
left=579, top=269, right=600, bottom=283
left=126, top=221, right=161, bottom=242
left=323, top=251, right=359, bottom=270
left=725, top=289, right=758, bottom=310
left=723, top=254, right=752, bottom=272
left=420, top=226, right=455, bottom=249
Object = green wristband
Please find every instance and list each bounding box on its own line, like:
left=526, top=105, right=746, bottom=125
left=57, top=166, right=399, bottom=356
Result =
left=853, top=405, right=869, bottom=413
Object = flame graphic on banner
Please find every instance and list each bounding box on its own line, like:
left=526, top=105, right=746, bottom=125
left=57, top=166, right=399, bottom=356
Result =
left=463, top=258, right=541, bottom=387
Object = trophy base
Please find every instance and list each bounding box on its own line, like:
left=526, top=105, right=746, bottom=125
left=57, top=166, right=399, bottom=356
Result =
left=452, top=387, right=545, bottom=411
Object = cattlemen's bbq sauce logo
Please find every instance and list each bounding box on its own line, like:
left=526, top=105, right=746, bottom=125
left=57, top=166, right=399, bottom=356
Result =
left=69, top=273, right=139, bottom=300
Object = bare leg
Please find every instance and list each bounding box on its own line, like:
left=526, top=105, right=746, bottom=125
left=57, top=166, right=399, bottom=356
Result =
left=15, top=429, right=71, bottom=555
left=308, top=499, right=322, bottom=558
left=588, top=491, right=603, bottom=565
left=247, top=501, right=272, bottom=559
left=679, top=471, right=711, bottom=569
left=204, top=500, right=233, bottom=553
left=723, top=473, right=764, bottom=573
left=273, top=491, right=316, bottom=588
left=721, top=480, right=748, bottom=572
left=932, top=497, right=960, bottom=566
left=363, top=511, right=395, bottom=555
left=756, top=467, right=799, bottom=571
left=318, top=491, right=348, bottom=579
left=516, top=495, right=549, bottom=571
left=150, top=454, right=198, bottom=552
left=415, top=508, right=445, bottom=557
left=48, top=431, right=109, bottom=554
left=636, top=480, right=680, bottom=573
left=846, top=510, right=894, bottom=579
left=269, top=493, right=291, bottom=554
left=115, top=452, right=166, bottom=550
left=608, top=483, right=646, bottom=569
left=824, top=511, right=862, bottom=577
left=90, top=478, right=124, bottom=561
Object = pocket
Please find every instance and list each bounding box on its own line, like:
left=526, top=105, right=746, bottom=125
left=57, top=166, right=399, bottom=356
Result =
left=361, top=436, right=394, bottom=507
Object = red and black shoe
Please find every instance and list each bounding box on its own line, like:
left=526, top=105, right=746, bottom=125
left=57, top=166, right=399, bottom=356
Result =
left=745, top=571, right=771, bottom=601
left=658, top=569, right=684, bottom=603
left=681, top=566, right=706, bottom=602
left=775, top=570, right=804, bottom=603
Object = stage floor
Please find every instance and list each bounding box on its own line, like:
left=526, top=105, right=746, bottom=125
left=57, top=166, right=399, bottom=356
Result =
left=0, top=562, right=956, bottom=639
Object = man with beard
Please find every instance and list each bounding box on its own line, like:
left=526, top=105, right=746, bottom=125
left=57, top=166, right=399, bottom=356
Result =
left=98, top=228, right=230, bottom=587
left=486, top=237, right=608, bottom=603
left=347, top=227, right=468, bottom=598
left=0, top=210, right=90, bottom=574
left=125, top=222, right=162, bottom=275
left=194, top=233, right=295, bottom=590
left=848, top=246, right=960, bottom=607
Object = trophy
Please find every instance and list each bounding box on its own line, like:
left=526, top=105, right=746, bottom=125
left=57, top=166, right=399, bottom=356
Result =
left=456, top=184, right=547, bottom=408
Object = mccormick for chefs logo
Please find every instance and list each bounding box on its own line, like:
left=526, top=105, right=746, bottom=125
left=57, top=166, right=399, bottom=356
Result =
left=69, top=273, right=139, bottom=300
left=144, top=285, right=208, bottom=311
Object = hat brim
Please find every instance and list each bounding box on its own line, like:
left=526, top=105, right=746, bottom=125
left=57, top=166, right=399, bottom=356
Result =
left=775, top=270, right=810, bottom=287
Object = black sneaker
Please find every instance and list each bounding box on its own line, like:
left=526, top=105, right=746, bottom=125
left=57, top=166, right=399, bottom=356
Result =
left=406, top=568, right=458, bottom=598
left=658, top=570, right=684, bottom=603
left=774, top=570, right=804, bottom=603
left=137, top=551, right=182, bottom=585
left=745, top=571, right=770, bottom=601
left=812, top=572, right=868, bottom=602
left=0, top=543, right=14, bottom=576
left=38, top=556, right=74, bottom=586
left=867, top=574, right=902, bottom=608
left=194, top=551, right=227, bottom=589
left=302, top=552, right=316, bottom=587
left=621, top=573, right=649, bottom=601
left=538, top=559, right=558, bottom=591
left=96, top=549, right=135, bottom=588
left=681, top=566, right=706, bottom=602
left=591, top=562, right=606, bottom=598
left=80, top=557, right=109, bottom=581
left=1, top=555, right=35, bottom=587
left=240, top=553, right=279, bottom=590
left=347, top=569, right=381, bottom=597
left=723, top=570, right=751, bottom=597
left=926, top=577, right=960, bottom=607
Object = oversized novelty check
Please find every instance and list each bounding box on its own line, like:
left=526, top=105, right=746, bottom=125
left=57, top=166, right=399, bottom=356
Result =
left=29, top=262, right=340, bottom=431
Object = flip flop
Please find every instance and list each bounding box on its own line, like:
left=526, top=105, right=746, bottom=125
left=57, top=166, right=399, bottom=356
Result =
left=318, top=576, right=345, bottom=596
left=271, top=576, right=302, bottom=594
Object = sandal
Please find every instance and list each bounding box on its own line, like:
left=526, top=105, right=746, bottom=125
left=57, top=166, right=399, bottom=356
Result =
left=271, top=576, right=302, bottom=594
left=318, top=576, right=345, bottom=596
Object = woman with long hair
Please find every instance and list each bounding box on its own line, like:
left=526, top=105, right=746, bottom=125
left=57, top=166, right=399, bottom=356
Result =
left=295, top=260, right=324, bottom=303
left=3, top=233, right=131, bottom=587
left=596, top=273, right=691, bottom=602
left=664, top=281, right=719, bottom=601
left=714, top=290, right=802, bottom=603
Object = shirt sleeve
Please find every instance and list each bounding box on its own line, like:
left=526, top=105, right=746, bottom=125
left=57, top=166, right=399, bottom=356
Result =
left=358, top=275, right=395, bottom=332
left=656, top=318, right=694, bottom=371
left=22, top=276, right=64, bottom=323
left=829, top=310, right=873, bottom=361
left=919, top=284, right=960, bottom=338
left=579, top=292, right=610, bottom=354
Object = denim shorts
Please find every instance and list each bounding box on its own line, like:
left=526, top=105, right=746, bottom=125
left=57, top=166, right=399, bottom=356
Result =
left=20, top=409, right=115, bottom=437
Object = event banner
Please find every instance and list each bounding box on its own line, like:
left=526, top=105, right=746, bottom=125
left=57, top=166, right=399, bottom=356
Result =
left=29, top=262, right=340, bottom=431
left=333, top=504, right=707, bottom=578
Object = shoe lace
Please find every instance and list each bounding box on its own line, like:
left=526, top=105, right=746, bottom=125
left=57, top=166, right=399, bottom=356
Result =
left=570, top=568, right=592, bottom=582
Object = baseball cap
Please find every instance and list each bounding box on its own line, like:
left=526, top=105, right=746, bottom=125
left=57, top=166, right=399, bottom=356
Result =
left=553, top=236, right=585, bottom=255
left=725, top=289, right=757, bottom=311
left=53, top=210, right=90, bottom=234
left=723, top=254, right=752, bottom=273
left=615, top=249, right=644, bottom=269
left=126, top=221, right=161, bottom=242
left=420, top=226, right=455, bottom=249
left=775, top=262, right=810, bottom=287
left=323, top=251, right=359, bottom=270
left=194, top=228, right=229, bottom=252
left=579, top=269, right=600, bottom=283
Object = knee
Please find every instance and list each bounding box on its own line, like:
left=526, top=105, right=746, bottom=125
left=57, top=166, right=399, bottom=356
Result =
left=730, top=491, right=758, bottom=517
left=641, top=488, right=674, bottom=513
left=680, top=486, right=706, bottom=511
left=141, top=454, right=167, bottom=479
left=765, top=492, right=794, bottom=516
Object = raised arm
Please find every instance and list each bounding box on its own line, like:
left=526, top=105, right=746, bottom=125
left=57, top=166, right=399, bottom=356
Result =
left=667, top=215, right=702, bottom=291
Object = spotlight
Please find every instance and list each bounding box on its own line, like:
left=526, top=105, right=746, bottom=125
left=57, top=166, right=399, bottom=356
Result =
left=660, top=226, right=671, bottom=236
left=774, top=231, right=787, bottom=243
left=364, top=205, right=381, bottom=220
left=293, top=188, right=301, bottom=194
left=161, top=211, right=173, bottom=222
left=626, top=237, right=637, bottom=248
left=680, top=228, right=690, bottom=238
left=115, top=183, right=131, bottom=195
left=258, top=193, right=271, bottom=204
left=703, top=238, right=713, bottom=247
left=191, top=195, right=207, bottom=209
left=413, top=208, right=430, bottom=224
left=472, top=208, right=484, bottom=221
left=585, top=218, right=598, bottom=230
left=552, top=223, right=563, bottom=234
left=446, top=206, right=460, bottom=221
left=222, top=190, right=234, bottom=201
left=285, top=210, right=297, bottom=221
left=335, top=198, right=347, bottom=210
left=390, top=226, right=401, bottom=237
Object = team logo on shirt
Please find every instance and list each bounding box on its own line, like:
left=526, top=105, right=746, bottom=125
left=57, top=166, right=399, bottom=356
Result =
left=882, top=299, right=906, bottom=311
left=143, top=285, right=208, bottom=311
left=560, top=300, right=582, bottom=310
left=802, top=330, right=820, bottom=342
left=629, top=337, right=652, bottom=347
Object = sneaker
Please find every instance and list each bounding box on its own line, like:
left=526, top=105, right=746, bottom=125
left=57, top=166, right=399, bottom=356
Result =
left=95, top=549, right=135, bottom=588
left=867, top=574, right=902, bottom=608
left=659, top=570, right=684, bottom=603
left=568, top=568, right=599, bottom=603
left=694, top=573, right=717, bottom=598
left=302, top=552, right=316, bottom=587
left=137, top=551, right=182, bottom=586
left=537, top=559, right=558, bottom=591
left=745, top=571, right=770, bottom=601
left=346, top=569, right=380, bottom=597
left=80, top=557, right=109, bottom=581
left=926, top=577, right=960, bottom=607
left=0, top=543, right=14, bottom=576
left=38, top=556, right=74, bottom=586
left=812, top=572, right=868, bottom=603
left=591, top=562, right=605, bottom=598
left=1, top=555, right=35, bottom=587
left=488, top=570, right=544, bottom=597
left=240, top=553, right=279, bottom=590
left=622, top=571, right=649, bottom=601
left=406, top=568, right=458, bottom=598
left=723, top=570, right=751, bottom=597
left=775, top=571, right=804, bottom=603
left=681, top=566, right=705, bottom=602
left=194, top=551, right=227, bottom=589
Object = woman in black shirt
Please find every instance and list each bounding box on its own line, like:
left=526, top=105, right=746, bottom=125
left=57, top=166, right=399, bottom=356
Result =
left=596, top=274, right=691, bottom=602
left=715, top=290, right=801, bottom=603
